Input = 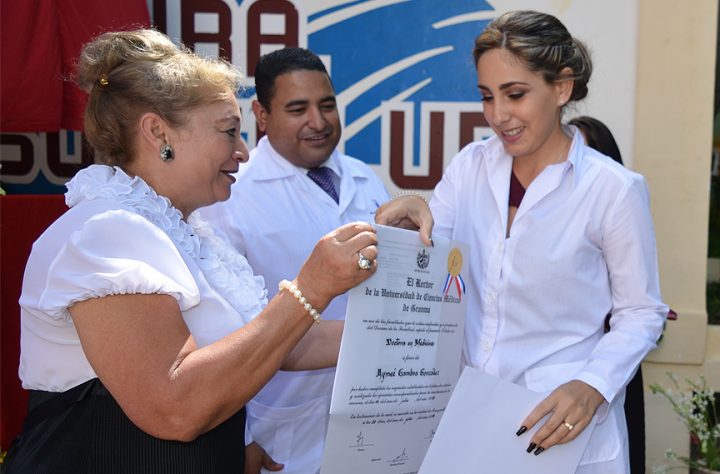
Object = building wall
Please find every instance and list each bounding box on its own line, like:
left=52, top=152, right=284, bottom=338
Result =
left=635, top=0, right=719, bottom=471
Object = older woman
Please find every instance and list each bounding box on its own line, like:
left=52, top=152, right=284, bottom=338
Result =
left=6, top=29, right=381, bottom=473
left=378, top=10, right=666, bottom=473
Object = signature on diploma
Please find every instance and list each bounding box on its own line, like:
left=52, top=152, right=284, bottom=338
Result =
left=349, top=431, right=374, bottom=449
left=388, top=447, right=409, bottom=465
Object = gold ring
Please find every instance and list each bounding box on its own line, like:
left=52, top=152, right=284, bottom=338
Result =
left=563, top=421, right=574, bottom=431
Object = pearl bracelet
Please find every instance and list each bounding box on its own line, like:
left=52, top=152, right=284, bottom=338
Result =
left=278, top=279, right=322, bottom=324
left=392, top=190, right=429, bottom=205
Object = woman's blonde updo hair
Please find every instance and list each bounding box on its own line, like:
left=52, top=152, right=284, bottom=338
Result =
left=76, top=28, right=243, bottom=166
left=473, top=10, right=592, bottom=103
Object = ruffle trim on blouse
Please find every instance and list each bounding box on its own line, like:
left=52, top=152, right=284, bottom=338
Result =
left=65, top=165, right=267, bottom=318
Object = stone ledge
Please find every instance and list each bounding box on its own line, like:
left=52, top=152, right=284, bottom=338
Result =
left=645, top=310, right=708, bottom=364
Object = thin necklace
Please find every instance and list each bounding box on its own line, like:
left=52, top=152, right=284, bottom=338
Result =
left=552, top=133, right=572, bottom=165
left=513, top=134, right=571, bottom=186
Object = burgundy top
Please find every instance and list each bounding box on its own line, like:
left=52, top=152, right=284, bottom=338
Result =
left=509, top=171, right=526, bottom=207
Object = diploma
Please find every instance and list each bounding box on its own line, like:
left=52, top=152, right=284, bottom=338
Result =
left=321, top=225, right=468, bottom=474
left=419, top=367, right=596, bottom=473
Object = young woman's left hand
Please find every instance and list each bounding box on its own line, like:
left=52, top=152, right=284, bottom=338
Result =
left=517, top=380, right=605, bottom=455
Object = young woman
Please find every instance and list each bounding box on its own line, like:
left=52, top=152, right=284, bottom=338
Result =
left=378, top=11, right=666, bottom=472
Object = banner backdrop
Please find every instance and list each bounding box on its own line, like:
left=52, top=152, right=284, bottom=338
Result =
left=0, top=0, right=637, bottom=195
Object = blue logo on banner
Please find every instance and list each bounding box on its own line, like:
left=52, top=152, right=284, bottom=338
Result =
left=307, top=1, right=493, bottom=168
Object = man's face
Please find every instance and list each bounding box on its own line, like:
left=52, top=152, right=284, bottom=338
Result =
left=253, top=70, right=341, bottom=168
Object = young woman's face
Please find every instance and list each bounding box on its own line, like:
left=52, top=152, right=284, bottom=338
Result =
left=476, top=48, right=568, bottom=161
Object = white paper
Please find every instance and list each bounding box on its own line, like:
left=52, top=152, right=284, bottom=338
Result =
left=321, top=225, right=469, bottom=474
left=419, top=366, right=596, bottom=474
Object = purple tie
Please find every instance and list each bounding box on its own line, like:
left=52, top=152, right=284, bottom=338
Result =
left=307, top=166, right=339, bottom=203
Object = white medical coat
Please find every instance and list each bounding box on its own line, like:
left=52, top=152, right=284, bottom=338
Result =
left=202, top=136, right=389, bottom=473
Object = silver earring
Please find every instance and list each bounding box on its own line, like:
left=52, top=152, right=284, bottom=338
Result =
left=160, top=144, right=174, bottom=162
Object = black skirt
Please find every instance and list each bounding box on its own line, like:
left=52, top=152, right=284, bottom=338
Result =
left=4, top=378, right=246, bottom=474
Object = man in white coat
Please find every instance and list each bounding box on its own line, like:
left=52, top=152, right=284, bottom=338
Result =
left=202, top=47, right=389, bottom=473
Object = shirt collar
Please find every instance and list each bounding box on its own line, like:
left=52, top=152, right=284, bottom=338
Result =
left=483, top=125, right=586, bottom=189
left=302, top=152, right=341, bottom=178
left=249, top=136, right=341, bottom=181
left=566, top=125, right=588, bottom=188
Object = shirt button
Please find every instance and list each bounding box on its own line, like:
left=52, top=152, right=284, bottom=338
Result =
left=486, top=292, right=496, bottom=303
left=482, top=340, right=491, bottom=352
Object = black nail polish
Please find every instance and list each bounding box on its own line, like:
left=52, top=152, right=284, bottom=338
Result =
left=515, top=426, right=527, bottom=436
left=533, top=447, right=545, bottom=456
left=430, top=238, right=435, bottom=247
left=526, top=442, right=536, bottom=453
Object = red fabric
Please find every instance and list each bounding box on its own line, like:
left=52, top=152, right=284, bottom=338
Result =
left=508, top=170, right=526, bottom=208
left=0, top=0, right=150, bottom=132
left=0, top=195, right=68, bottom=449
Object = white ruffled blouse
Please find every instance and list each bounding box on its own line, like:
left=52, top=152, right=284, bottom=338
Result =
left=19, top=165, right=268, bottom=392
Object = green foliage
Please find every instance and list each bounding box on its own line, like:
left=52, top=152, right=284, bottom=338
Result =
left=650, top=374, right=720, bottom=472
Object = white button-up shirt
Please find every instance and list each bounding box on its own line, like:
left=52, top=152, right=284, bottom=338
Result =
left=430, top=128, right=667, bottom=468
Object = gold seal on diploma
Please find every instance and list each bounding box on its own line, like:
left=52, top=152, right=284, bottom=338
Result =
left=447, top=248, right=463, bottom=276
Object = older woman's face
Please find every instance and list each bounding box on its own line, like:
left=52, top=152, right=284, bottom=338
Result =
left=476, top=48, right=566, bottom=162
left=170, top=91, right=248, bottom=215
